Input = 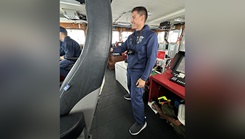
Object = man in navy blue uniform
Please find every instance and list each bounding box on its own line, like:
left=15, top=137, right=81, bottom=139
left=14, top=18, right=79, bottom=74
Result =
left=111, top=6, right=158, bottom=135
left=59, top=27, right=81, bottom=79
left=60, top=40, right=65, bottom=56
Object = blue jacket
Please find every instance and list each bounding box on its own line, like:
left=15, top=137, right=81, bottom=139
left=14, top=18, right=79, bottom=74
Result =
left=61, top=36, right=81, bottom=61
left=113, top=25, right=158, bottom=81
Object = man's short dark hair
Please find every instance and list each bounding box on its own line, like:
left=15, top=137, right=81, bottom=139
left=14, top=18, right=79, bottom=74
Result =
left=132, top=6, right=148, bottom=22
left=60, top=26, right=67, bottom=36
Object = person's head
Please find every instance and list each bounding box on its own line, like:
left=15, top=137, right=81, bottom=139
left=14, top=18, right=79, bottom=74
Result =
left=60, top=26, right=67, bottom=42
left=131, top=6, right=148, bottom=30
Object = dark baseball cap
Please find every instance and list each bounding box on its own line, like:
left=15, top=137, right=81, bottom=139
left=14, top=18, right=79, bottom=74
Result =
left=60, top=26, right=67, bottom=33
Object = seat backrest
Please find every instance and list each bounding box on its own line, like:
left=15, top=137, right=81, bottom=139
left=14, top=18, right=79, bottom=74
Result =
left=59, top=0, right=112, bottom=119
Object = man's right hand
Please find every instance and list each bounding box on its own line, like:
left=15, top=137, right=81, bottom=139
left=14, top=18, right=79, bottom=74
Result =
left=110, top=47, right=113, bottom=53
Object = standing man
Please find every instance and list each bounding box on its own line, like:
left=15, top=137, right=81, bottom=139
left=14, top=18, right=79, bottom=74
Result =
left=111, top=6, right=158, bottom=135
left=60, top=26, right=81, bottom=78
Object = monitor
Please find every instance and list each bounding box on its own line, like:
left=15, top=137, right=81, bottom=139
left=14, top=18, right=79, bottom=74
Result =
left=170, top=51, right=185, bottom=75
left=158, top=43, right=166, bottom=51
left=176, top=56, right=185, bottom=74
left=167, top=43, right=178, bottom=58
left=168, top=43, right=176, bottom=51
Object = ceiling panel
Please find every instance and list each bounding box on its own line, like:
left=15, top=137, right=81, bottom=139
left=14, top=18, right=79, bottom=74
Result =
left=60, top=0, right=185, bottom=28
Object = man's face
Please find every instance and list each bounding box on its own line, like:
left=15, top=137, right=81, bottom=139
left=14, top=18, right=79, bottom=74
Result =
left=131, top=11, right=144, bottom=30
left=59, top=32, right=64, bottom=42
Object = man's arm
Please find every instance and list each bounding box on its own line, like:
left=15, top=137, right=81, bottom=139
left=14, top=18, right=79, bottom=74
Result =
left=111, top=38, right=129, bottom=53
left=60, top=41, right=65, bottom=56
left=141, top=33, right=158, bottom=81
left=63, top=41, right=75, bottom=59
left=60, top=50, right=65, bottom=56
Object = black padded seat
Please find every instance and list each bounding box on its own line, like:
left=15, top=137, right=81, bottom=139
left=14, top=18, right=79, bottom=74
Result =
left=60, top=0, right=112, bottom=138
left=60, top=112, right=85, bottom=139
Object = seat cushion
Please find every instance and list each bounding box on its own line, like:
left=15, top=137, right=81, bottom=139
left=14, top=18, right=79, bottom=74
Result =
left=60, top=112, right=85, bottom=139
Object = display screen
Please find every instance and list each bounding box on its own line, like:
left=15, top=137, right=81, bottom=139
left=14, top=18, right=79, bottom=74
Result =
left=158, top=43, right=166, bottom=51
left=170, top=51, right=185, bottom=75
left=176, top=57, right=185, bottom=74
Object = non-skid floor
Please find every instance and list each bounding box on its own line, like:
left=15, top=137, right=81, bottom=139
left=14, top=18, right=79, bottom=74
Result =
left=90, top=68, right=181, bottom=139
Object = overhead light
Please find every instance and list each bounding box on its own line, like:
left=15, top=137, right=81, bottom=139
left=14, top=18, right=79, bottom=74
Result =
left=117, top=22, right=131, bottom=26
left=60, top=0, right=81, bottom=6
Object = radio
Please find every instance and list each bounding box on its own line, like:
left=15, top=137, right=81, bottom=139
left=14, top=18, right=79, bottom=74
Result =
left=127, top=49, right=135, bottom=55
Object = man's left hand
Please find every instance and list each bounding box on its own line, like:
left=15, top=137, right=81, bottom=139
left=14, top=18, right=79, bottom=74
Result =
left=136, top=78, right=145, bottom=88
left=60, top=56, right=65, bottom=60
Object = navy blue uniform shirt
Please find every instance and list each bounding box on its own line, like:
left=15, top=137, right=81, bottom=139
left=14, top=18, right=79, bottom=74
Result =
left=61, top=36, right=81, bottom=60
left=113, top=25, right=158, bottom=81
left=60, top=41, right=65, bottom=56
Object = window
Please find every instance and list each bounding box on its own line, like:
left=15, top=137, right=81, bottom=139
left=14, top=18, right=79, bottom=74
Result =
left=122, top=31, right=132, bottom=42
left=66, top=29, right=86, bottom=45
left=167, top=30, right=180, bottom=43
left=112, top=31, right=119, bottom=44
left=179, top=32, right=185, bottom=52
left=157, top=31, right=165, bottom=43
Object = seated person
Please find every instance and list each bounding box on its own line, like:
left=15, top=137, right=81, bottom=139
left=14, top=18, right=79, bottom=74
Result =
left=60, top=26, right=81, bottom=79
left=60, top=40, right=64, bottom=56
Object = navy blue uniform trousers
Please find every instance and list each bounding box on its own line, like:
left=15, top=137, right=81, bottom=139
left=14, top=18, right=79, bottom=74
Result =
left=127, top=69, right=145, bottom=125
left=60, top=59, right=74, bottom=77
